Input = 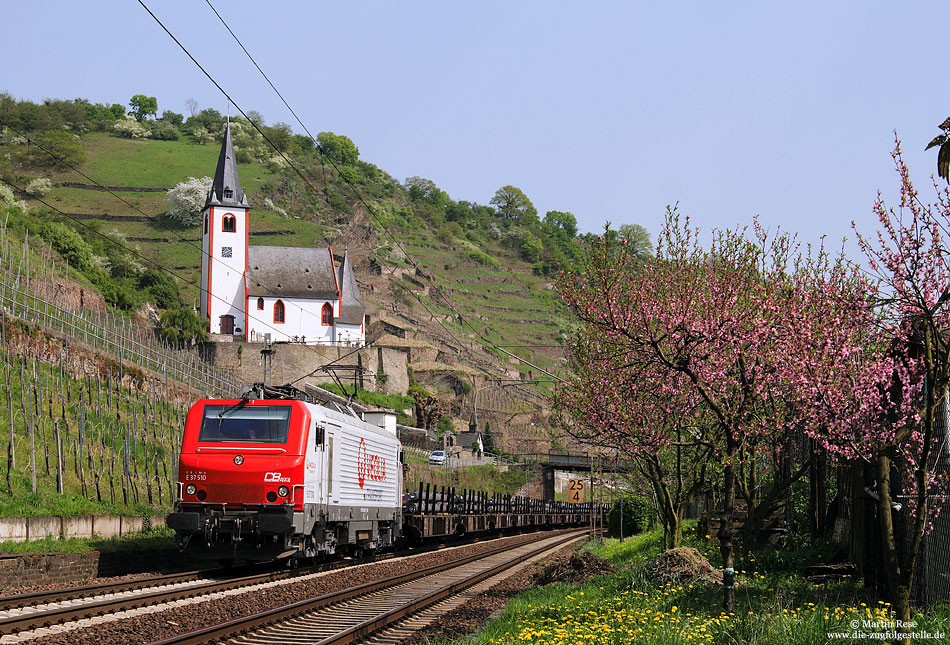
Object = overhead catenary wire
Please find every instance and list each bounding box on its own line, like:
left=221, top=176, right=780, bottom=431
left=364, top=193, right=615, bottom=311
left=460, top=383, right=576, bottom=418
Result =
left=0, top=118, right=347, bottom=344
left=0, top=174, right=372, bottom=372
left=0, top=122, right=386, bottom=392
left=194, top=0, right=567, bottom=386
left=139, top=0, right=506, bottom=385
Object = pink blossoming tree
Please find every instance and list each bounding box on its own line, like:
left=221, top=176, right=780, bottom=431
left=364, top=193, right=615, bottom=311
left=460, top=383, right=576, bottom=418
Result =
left=557, top=211, right=816, bottom=611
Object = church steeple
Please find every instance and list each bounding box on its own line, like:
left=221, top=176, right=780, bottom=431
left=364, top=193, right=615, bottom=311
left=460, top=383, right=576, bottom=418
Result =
left=206, top=122, right=248, bottom=208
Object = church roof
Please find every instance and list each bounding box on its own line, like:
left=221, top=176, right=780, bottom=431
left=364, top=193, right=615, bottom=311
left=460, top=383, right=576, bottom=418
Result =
left=336, top=250, right=365, bottom=324
left=247, top=246, right=339, bottom=299
left=206, top=122, right=249, bottom=208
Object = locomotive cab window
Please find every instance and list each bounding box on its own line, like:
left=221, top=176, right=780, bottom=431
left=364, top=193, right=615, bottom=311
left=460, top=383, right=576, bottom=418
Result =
left=198, top=405, right=291, bottom=443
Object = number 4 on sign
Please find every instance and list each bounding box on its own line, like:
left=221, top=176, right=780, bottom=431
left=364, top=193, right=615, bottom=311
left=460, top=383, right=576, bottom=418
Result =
left=569, top=478, right=585, bottom=503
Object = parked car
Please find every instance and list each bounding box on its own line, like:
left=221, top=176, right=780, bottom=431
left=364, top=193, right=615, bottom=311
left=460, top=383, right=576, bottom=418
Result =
left=428, top=450, right=446, bottom=466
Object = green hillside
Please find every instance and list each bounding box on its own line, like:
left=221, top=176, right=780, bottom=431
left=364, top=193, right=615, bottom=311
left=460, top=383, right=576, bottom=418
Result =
left=0, top=94, right=651, bottom=435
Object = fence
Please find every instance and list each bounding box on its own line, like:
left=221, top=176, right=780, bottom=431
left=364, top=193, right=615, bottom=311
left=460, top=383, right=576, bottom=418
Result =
left=0, top=227, right=240, bottom=398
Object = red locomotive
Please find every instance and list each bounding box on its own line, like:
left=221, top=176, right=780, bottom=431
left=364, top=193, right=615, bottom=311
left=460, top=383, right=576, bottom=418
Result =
left=167, top=388, right=403, bottom=564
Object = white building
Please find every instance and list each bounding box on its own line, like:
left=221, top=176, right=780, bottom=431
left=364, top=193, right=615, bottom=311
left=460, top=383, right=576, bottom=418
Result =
left=198, top=123, right=365, bottom=345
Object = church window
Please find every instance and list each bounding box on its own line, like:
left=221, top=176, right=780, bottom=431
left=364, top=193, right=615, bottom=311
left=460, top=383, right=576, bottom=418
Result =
left=221, top=246, right=232, bottom=258
left=203, top=214, right=208, bottom=234
left=321, top=302, right=334, bottom=326
left=224, top=187, right=234, bottom=199
left=274, top=300, right=285, bottom=323
left=222, top=214, right=236, bottom=232
left=257, top=297, right=264, bottom=310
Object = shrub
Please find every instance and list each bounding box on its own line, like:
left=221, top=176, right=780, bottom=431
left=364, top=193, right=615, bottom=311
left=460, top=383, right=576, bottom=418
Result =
left=113, top=115, right=149, bottom=139
left=157, top=307, right=208, bottom=347
left=166, top=176, right=212, bottom=225
left=32, top=130, right=87, bottom=169
left=41, top=222, right=94, bottom=271
left=607, top=494, right=655, bottom=538
left=138, top=269, right=181, bottom=309
left=98, top=279, right=140, bottom=311
left=146, top=120, right=180, bottom=141
left=190, top=126, right=212, bottom=144
left=436, top=415, right=455, bottom=435
left=24, top=177, right=52, bottom=197
left=466, top=249, right=500, bottom=268
left=0, top=184, right=15, bottom=206
left=436, top=225, right=455, bottom=244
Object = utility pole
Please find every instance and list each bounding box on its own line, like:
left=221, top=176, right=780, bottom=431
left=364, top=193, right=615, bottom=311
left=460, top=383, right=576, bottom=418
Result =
left=589, top=451, right=595, bottom=542
left=260, top=335, right=274, bottom=392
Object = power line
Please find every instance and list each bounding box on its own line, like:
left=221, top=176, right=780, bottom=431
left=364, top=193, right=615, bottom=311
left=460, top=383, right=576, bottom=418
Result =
left=195, top=0, right=565, bottom=386
left=0, top=174, right=355, bottom=371
left=138, top=0, right=502, bottom=384
left=0, top=118, right=344, bottom=340
left=0, top=123, right=383, bottom=392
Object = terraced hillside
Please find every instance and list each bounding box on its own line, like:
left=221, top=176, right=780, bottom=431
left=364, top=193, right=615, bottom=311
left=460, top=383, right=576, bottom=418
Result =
left=1, top=107, right=622, bottom=451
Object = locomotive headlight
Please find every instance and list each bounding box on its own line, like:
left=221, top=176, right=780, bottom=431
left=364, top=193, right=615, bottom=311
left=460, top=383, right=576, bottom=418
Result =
left=278, top=485, right=290, bottom=497
left=233, top=455, right=244, bottom=465
left=186, top=484, right=197, bottom=495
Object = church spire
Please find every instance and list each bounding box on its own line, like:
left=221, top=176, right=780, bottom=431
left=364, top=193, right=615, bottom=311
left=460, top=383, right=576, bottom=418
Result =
left=206, top=121, right=248, bottom=208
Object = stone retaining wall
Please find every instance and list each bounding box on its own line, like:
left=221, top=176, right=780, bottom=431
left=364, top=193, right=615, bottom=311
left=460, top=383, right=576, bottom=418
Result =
left=0, top=515, right=167, bottom=542
left=0, top=552, right=100, bottom=590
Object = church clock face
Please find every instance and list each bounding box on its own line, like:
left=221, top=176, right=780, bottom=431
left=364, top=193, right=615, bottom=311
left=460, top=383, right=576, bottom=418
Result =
left=221, top=246, right=233, bottom=258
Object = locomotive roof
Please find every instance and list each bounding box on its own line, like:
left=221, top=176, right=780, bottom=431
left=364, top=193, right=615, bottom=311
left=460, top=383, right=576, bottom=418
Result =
left=310, top=400, right=399, bottom=441
left=247, top=246, right=339, bottom=299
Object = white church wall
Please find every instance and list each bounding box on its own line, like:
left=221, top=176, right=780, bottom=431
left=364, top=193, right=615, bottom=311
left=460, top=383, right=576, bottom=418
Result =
left=334, top=322, right=364, bottom=347
left=246, top=297, right=336, bottom=344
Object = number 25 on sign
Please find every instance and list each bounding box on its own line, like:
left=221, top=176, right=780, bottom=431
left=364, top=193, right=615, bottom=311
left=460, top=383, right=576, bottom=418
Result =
left=568, top=478, right=585, bottom=503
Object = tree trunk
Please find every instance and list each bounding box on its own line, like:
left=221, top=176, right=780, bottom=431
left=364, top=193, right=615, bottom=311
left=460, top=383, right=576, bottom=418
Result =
left=671, top=510, right=683, bottom=548
left=875, top=454, right=912, bottom=645
left=719, top=439, right=737, bottom=612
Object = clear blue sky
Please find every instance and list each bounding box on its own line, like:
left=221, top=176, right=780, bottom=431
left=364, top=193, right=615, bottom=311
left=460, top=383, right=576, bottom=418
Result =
left=3, top=1, right=949, bottom=259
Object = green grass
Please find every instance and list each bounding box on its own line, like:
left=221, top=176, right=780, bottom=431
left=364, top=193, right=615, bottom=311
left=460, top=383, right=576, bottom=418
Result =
left=446, top=522, right=950, bottom=644
left=317, top=384, right=414, bottom=413
left=65, top=134, right=274, bottom=195
left=0, top=527, right=174, bottom=555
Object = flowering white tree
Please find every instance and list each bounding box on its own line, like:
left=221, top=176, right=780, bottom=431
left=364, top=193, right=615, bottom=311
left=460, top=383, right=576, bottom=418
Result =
left=25, top=177, right=52, bottom=197
left=113, top=115, right=148, bottom=139
left=166, top=176, right=212, bottom=225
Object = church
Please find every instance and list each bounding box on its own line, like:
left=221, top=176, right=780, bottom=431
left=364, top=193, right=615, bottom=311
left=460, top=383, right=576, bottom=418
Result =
left=198, top=123, right=365, bottom=346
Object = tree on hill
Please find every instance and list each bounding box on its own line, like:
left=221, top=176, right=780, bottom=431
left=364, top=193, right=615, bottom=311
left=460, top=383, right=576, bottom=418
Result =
left=491, top=185, right=538, bottom=225
left=31, top=129, right=86, bottom=169
left=166, top=176, right=212, bottom=225
left=160, top=110, right=183, bottom=127
left=618, top=223, right=653, bottom=258
left=317, top=131, right=359, bottom=166
left=157, top=308, right=208, bottom=347
left=129, top=94, right=158, bottom=121
left=543, top=210, right=577, bottom=238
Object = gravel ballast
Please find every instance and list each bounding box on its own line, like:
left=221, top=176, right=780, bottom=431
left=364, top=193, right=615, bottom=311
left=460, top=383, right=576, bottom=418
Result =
left=27, top=532, right=573, bottom=645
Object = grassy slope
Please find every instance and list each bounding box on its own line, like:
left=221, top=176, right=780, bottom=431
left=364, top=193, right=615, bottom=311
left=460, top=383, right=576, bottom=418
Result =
left=36, top=133, right=328, bottom=307
left=26, top=133, right=570, bottom=385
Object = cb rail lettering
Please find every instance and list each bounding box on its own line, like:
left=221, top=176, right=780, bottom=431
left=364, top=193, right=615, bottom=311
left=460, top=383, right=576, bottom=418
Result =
left=357, top=438, right=387, bottom=488
left=264, top=472, right=290, bottom=483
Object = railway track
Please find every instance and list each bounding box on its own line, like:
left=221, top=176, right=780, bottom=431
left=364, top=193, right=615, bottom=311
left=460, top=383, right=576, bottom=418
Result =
left=152, top=529, right=586, bottom=645
left=0, top=566, right=316, bottom=636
